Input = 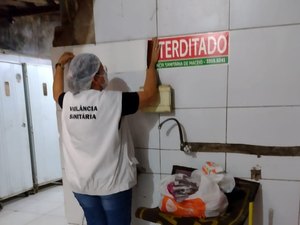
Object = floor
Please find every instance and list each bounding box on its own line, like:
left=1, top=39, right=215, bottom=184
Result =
left=0, top=185, right=68, bottom=225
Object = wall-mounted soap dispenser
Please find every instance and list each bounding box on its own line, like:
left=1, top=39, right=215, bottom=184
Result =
left=139, top=84, right=172, bottom=113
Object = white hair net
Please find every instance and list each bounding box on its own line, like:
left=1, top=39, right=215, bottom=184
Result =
left=67, top=53, right=101, bottom=94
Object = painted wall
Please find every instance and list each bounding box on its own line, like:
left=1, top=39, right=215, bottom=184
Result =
left=52, top=1, right=300, bottom=225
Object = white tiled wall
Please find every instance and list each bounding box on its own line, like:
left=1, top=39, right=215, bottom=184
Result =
left=229, top=25, right=300, bottom=107
left=227, top=107, right=300, bottom=146
left=127, top=112, right=160, bottom=149
left=158, top=0, right=229, bottom=36
left=230, top=0, right=300, bottom=29
left=159, top=65, right=228, bottom=108
left=227, top=154, right=300, bottom=181
left=53, top=1, right=300, bottom=225
left=135, top=148, right=160, bottom=174
left=93, top=0, right=156, bottom=43
left=72, top=40, right=147, bottom=74
left=160, top=109, right=227, bottom=149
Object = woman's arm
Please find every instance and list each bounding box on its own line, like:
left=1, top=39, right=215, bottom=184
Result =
left=53, top=52, right=74, bottom=103
left=138, top=37, right=160, bottom=109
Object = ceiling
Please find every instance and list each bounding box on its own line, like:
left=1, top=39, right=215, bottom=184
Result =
left=0, top=0, right=60, bottom=22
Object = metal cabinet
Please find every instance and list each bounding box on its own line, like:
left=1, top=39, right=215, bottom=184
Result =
left=24, top=64, right=62, bottom=186
left=0, top=61, right=34, bottom=199
left=0, top=59, right=62, bottom=201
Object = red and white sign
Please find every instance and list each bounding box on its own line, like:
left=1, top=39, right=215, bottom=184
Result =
left=156, top=31, right=229, bottom=68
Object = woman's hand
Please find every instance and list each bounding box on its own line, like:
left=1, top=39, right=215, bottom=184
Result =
left=150, top=37, right=160, bottom=68
left=57, top=52, right=75, bottom=66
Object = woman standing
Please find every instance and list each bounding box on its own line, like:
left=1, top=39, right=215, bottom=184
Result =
left=53, top=38, right=160, bottom=225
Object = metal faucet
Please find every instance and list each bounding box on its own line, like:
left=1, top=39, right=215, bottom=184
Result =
left=158, top=118, right=191, bottom=153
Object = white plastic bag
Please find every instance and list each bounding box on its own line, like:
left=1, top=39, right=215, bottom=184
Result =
left=209, top=173, right=235, bottom=193
left=159, top=171, right=228, bottom=218
left=201, top=161, right=235, bottom=193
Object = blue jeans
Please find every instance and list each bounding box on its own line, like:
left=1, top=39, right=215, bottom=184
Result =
left=74, top=189, right=132, bottom=225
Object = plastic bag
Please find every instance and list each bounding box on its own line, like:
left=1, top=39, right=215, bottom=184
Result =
left=201, top=161, right=235, bottom=193
left=159, top=171, right=228, bottom=218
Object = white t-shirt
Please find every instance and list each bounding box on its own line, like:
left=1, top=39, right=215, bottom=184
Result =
left=61, top=90, right=137, bottom=195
